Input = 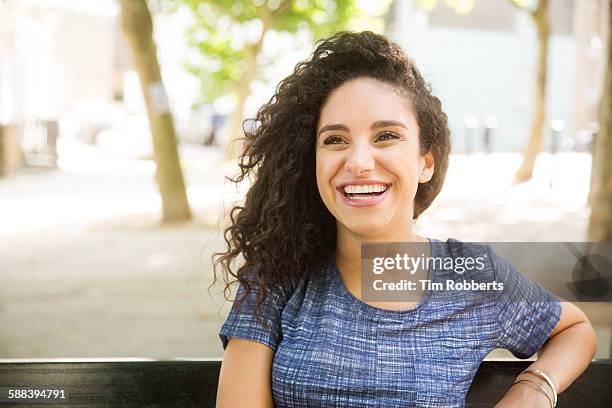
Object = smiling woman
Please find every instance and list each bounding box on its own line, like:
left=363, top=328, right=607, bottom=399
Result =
left=315, top=77, right=435, bottom=237
left=213, top=31, right=597, bottom=408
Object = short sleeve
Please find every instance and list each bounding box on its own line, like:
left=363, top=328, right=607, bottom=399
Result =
left=491, top=248, right=562, bottom=359
left=219, top=274, right=287, bottom=352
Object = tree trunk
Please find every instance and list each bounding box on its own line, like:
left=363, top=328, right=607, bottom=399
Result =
left=514, top=0, right=549, bottom=183
left=225, top=43, right=261, bottom=160
left=588, top=7, right=612, bottom=241
left=224, top=20, right=269, bottom=160
left=588, top=133, right=601, bottom=207
left=587, top=0, right=610, bottom=207
left=119, top=0, right=191, bottom=222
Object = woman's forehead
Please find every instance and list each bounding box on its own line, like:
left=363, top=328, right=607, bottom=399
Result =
left=318, top=78, right=417, bottom=131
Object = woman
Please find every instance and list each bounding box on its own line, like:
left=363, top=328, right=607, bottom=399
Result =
left=214, top=31, right=597, bottom=407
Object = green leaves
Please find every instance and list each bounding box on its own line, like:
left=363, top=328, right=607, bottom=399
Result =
left=157, top=0, right=359, bottom=105
left=415, top=0, right=437, bottom=12
left=508, top=0, right=538, bottom=12
left=444, top=0, right=475, bottom=15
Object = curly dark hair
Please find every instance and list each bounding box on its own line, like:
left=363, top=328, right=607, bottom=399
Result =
left=212, top=31, right=451, bottom=319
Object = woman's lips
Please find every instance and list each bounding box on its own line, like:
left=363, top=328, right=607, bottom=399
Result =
left=337, top=186, right=390, bottom=208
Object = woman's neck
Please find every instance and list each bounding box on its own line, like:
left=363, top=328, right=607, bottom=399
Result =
left=335, top=223, right=427, bottom=293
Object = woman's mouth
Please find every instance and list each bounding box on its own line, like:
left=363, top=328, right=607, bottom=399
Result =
left=337, top=183, right=391, bottom=207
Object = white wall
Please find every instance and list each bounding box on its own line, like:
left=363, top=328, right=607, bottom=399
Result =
left=421, top=27, right=575, bottom=152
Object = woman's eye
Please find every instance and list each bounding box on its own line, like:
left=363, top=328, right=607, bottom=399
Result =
left=323, top=135, right=346, bottom=145
left=375, top=131, right=400, bottom=142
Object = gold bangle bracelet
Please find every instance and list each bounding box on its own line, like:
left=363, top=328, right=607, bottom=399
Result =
left=519, top=368, right=558, bottom=407
left=513, top=378, right=554, bottom=408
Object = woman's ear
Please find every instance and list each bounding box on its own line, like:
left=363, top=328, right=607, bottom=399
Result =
left=419, top=151, right=435, bottom=183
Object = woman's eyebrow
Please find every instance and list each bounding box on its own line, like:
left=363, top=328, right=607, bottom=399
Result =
left=370, top=120, right=408, bottom=130
left=317, top=120, right=408, bottom=138
left=317, top=123, right=349, bottom=138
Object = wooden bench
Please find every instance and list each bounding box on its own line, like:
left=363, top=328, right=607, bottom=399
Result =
left=0, top=360, right=610, bottom=407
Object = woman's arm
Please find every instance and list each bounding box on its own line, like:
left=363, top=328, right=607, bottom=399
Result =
left=496, top=301, right=598, bottom=407
left=216, top=338, right=275, bottom=408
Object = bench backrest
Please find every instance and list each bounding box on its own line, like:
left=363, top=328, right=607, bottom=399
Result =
left=1, top=360, right=610, bottom=407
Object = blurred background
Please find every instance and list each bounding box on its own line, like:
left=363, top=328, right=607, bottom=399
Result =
left=0, top=0, right=610, bottom=360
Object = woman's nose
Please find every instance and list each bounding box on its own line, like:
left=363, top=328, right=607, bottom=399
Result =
left=345, top=144, right=375, bottom=176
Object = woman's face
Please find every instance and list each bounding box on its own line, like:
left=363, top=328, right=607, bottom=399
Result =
left=315, top=77, right=434, bottom=237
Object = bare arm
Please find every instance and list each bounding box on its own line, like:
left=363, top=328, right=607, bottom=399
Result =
left=523, top=301, right=597, bottom=393
left=496, top=301, right=598, bottom=407
left=216, top=338, right=275, bottom=408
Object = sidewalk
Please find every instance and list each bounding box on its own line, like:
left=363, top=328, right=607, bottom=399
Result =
left=1, top=144, right=609, bottom=359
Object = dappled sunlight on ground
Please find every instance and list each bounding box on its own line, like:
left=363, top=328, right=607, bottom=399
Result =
left=0, top=139, right=246, bottom=237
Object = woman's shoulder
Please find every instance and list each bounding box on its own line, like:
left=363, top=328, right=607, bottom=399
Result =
left=433, top=237, right=494, bottom=267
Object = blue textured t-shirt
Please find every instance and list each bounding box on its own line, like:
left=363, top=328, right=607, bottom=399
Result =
left=218, top=238, right=562, bottom=407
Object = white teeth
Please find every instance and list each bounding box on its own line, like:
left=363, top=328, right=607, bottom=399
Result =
left=342, top=184, right=388, bottom=194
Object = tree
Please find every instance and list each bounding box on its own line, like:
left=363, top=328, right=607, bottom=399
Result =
left=587, top=7, right=611, bottom=241
left=159, top=0, right=361, bottom=159
left=119, top=0, right=192, bottom=222
left=510, top=0, right=549, bottom=183
left=418, top=0, right=550, bottom=183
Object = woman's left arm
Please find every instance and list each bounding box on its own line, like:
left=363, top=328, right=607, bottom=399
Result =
left=496, top=301, right=598, bottom=407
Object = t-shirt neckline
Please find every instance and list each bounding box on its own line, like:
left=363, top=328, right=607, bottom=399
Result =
left=331, top=238, right=440, bottom=318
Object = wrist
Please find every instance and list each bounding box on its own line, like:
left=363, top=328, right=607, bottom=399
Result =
left=516, top=369, right=557, bottom=407
left=518, top=372, right=550, bottom=391
left=508, top=380, right=552, bottom=407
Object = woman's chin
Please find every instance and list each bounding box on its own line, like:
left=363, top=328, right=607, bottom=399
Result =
left=342, top=220, right=391, bottom=238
